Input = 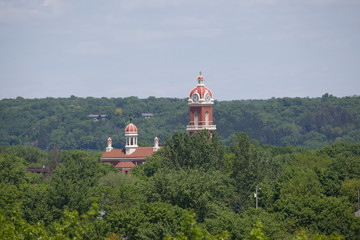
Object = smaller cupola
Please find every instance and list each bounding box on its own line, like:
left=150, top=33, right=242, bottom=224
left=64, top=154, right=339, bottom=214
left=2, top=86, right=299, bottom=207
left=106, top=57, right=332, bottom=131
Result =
left=106, top=137, right=113, bottom=152
left=153, top=137, right=160, bottom=152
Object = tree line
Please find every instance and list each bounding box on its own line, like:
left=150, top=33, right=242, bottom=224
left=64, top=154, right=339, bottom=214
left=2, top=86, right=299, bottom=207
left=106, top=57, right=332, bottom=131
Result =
left=1, top=94, right=359, bottom=153
left=1, top=131, right=360, bottom=239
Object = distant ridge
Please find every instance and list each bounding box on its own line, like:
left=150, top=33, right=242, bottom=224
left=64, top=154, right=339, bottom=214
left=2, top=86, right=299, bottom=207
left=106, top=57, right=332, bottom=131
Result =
left=1, top=94, right=359, bottom=150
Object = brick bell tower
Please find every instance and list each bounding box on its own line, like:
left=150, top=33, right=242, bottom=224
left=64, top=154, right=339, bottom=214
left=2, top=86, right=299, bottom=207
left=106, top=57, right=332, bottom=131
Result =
left=186, top=72, right=216, bottom=135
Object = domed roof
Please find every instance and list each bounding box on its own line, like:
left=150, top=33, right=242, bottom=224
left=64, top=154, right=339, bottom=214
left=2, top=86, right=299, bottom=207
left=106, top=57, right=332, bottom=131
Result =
left=189, top=73, right=213, bottom=99
left=154, top=137, right=158, bottom=141
left=125, top=123, right=138, bottom=133
left=107, top=137, right=112, bottom=142
left=189, top=86, right=213, bottom=99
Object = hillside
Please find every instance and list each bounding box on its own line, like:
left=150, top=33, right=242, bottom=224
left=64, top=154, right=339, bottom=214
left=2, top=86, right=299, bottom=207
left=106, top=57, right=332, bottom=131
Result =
left=1, top=94, right=360, bottom=151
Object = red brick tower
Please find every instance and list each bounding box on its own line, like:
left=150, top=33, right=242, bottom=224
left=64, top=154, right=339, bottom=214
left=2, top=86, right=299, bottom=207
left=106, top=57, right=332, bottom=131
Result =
left=186, top=72, right=216, bottom=135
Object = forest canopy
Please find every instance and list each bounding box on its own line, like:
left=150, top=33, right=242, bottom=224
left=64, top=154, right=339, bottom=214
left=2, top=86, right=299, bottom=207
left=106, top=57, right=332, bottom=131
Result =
left=0, top=94, right=359, bottom=151
left=1, top=133, right=360, bottom=239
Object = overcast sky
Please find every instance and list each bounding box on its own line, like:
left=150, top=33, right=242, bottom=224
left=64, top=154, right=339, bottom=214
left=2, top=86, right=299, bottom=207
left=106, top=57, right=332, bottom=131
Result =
left=1, top=0, right=359, bottom=100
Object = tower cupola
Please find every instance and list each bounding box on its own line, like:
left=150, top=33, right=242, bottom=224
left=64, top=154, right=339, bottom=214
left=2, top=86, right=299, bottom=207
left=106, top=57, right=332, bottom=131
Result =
left=188, top=72, right=214, bottom=104
left=125, top=122, right=138, bottom=155
left=186, top=72, right=216, bottom=135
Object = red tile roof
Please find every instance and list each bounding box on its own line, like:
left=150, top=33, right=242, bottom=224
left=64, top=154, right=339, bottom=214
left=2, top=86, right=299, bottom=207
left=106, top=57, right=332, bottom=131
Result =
left=101, top=147, right=154, bottom=159
left=115, top=161, right=135, bottom=168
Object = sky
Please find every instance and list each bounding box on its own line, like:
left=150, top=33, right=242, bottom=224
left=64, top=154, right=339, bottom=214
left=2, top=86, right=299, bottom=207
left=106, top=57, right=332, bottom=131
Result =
left=0, top=0, right=359, bottom=101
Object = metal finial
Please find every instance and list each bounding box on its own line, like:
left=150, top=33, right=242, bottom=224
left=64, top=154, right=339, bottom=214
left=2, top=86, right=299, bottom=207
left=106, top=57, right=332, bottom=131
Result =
left=129, top=117, right=132, bottom=123
left=199, top=71, right=202, bottom=76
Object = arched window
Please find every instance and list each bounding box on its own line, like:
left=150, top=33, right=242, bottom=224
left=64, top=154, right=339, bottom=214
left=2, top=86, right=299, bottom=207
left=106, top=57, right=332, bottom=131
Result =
left=194, top=112, right=198, bottom=126
left=205, top=111, right=209, bottom=126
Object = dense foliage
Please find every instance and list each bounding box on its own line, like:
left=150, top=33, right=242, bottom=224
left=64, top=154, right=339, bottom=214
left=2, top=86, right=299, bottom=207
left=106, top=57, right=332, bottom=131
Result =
left=1, top=131, right=360, bottom=239
left=1, top=94, right=360, bottom=152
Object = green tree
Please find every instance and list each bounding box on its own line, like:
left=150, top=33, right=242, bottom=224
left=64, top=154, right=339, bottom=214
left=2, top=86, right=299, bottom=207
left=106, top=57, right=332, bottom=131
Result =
left=99, top=171, right=145, bottom=212
left=339, top=178, right=360, bottom=211
left=0, top=154, right=29, bottom=185
left=163, top=130, right=224, bottom=171
left=107, top=202, right=187, bottom=240
left=276, top=167, right=324, bottom=200
left=141, top=169, right=235, bottom=221
left=273, top=195, right=355, bottom=238
left=0, top=208, right=49, bottom=240
left=48, top=150, right=113, bottom=220
left=0, top=145, right=46, bottom=166
left=165, top=211, right=229, bottom=240
left=225, top=133, right=261, bottom=212
left=245, top=221, right=268, bottom=240
left=20, top=183, right=53, bottom=224
left=0, top=154, right=34, bottom=217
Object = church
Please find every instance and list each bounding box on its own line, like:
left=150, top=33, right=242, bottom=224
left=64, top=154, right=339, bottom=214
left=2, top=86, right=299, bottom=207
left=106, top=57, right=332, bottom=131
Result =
left=101, top=73, right=216, bottom=173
